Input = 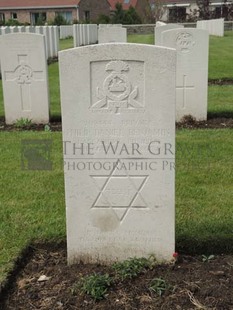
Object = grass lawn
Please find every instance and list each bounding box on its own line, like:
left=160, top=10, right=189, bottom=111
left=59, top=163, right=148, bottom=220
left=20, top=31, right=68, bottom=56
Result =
left=208, top=85, right=233, bottom=117
left=0, top=32, right=233, bottom=286
left=0, top=129, right=232, bottom=284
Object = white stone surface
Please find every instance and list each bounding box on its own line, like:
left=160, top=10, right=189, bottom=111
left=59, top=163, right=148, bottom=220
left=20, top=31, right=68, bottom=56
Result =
left=155, top=23, right=184, bottom=45
left=161, top=28, right=209, bottom=121
left=156, top=21, right=167, bottom=27
left=60, top=25, right=73, bottom=39
left=88, top=24, right=98, bottom=44
left=197, top=18, right=224, bottom=37
left=0, top=33, right=50, bottom=124
left=0, top=26, right=59, bottom=59
left=59, top=43, right=176, bottom=264
left=73, top=24, right=98, bottom=47
left=98, top=27, right=127, bottom=43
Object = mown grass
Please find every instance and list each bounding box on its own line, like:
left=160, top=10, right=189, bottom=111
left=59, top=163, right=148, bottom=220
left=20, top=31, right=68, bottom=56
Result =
left=59, top=37, right=73, bottom=50
left=128, top=33, right=154, bottom=44
left=208, top=85, right=233, bottom=117
left=0, top=129, right=232, bottom=283
left=0, top=132, right=65, bottom=283
left=209, top=31, right=233, bottom=80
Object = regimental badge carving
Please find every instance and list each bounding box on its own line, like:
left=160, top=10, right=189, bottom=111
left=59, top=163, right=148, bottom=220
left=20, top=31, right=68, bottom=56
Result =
left=91, top=60, right=144, bottom=114
left=15, top=64, right=33, bottom=84
left=176, top=32, right=195, bottom=53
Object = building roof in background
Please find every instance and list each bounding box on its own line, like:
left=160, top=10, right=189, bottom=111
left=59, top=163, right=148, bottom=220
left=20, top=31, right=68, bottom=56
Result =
left=108, top=0, right=138, bottom=10
left=0, top=0, right=79, bottom=9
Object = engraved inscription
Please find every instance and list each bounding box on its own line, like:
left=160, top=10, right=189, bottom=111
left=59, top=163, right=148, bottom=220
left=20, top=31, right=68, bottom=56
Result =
left=176, top=32, right=195, bottom=53
left=91, top=60, right=145, bottom=114
left=176, top=75, right=194, bottom=109
left=5, top=54, right=44, bottom=111
left=91, top=160, right=148, bottom=222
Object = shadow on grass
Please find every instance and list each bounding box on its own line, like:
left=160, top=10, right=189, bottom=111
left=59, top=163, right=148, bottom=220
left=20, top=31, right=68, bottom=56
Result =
left=208, top=111, right=233, bottom=119
left=177, top=236, right=233, bottom=255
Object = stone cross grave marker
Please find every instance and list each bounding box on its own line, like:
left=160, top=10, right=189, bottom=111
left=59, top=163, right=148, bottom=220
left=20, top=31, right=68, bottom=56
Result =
left=0, top=33, right=49, bottom=124
left=59, top=43, right=176, bottom=264
left=161, top=29, right=209, bottom=121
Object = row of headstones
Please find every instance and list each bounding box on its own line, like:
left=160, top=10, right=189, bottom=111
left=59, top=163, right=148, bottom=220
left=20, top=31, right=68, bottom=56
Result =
left=0, top=26, right=208, bottom=124
left=0, top=26, right=59, bottom=58
left=197, top=18, right=224, bottom=37
left=73, top=24, right=98, bottom=47
left=60, top=24, right=124, bottom=41
left=157, top=18, right=224, bottom=37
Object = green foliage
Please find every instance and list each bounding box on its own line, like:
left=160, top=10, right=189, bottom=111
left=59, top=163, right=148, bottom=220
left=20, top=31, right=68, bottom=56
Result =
left=149, top=278, right=172, bottom=296
left=112, top=3, right=125, bottom=23
left=112, top=257, right=153, bottom=280
left=74, top=273, right=112, bottom=300
left=97, top=14, right=111, bottom=24
left=5, top=19, right=21, bottom=26
left=111, top=3, right=142, bottom=24
left=196, top=0, right=213, bottom=20
left=35, top=15, right=46, bottom=26
left=44, top=124, right=51, bottom=132
left=53, top=14, right=69, bottom=26
left=202, top=254, right=215, bottom=262
left=14, top=118, right=32, bottom=128
left=124, top=6, right=142, bottom=24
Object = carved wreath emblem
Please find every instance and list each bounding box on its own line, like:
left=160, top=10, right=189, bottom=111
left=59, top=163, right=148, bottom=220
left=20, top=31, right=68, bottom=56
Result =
left=92, top=60, right=143, bottom=113
left=15, top=64, right=33, bottom=84
left=176, top=32, right=195, bottom=53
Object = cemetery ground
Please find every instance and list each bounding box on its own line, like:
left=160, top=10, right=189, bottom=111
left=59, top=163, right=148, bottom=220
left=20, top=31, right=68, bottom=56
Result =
left=0, top=33, right=232, bottom=309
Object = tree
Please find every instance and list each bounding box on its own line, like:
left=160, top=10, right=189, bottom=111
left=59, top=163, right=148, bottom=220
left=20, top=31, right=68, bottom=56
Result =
left=124, top=6, right=142, bottom=24
left=196, top=0, right=213, bottom=19
left=97, top=14, right=111, bottom=24
left=111, top=3, right=142, bottom=24
left=53, top=14, right=69, bottom=26
left=222, top=0, right=233, bottom=20
left=141, top=0, right=165, bottom=23
left=112, top=3, right=125, bottom=24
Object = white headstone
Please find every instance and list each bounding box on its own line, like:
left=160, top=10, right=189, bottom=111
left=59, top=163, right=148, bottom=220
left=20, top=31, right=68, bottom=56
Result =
left=197, top=18, right=224, bottom=37
left=161, top=28, right=209, bottom=121
left=0, top=33, right=50, bottom=124
left=60, top=25, right=73, bottom=39
left=59, top=43, right=176, bottom=264
left=98, top=27, right=127, bottom=43
left=155, top=24, right=184, bottom=45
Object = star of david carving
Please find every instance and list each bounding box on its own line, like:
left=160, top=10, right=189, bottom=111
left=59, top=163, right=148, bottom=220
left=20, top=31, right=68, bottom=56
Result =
left=91, top=160, right=149, bottom=222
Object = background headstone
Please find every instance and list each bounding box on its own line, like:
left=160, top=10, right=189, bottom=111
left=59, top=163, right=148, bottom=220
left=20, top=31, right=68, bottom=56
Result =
left=98, top=27, right=127, bottom=43
left=155, top=24, right=184, bottom=45
left=197, top=18, right=224, bottom=37
left=161, top=28, right=209, bottom=121
left=59, top=43, right=176, bottom=264
left=0, top=33, right=50, bottom=124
